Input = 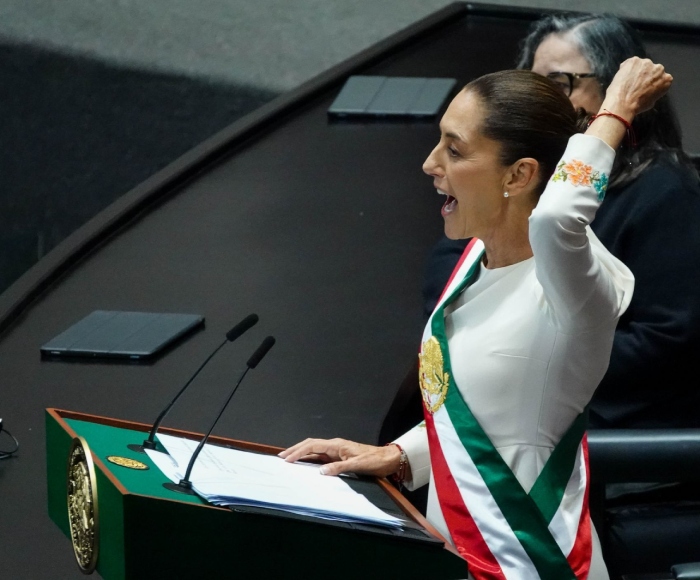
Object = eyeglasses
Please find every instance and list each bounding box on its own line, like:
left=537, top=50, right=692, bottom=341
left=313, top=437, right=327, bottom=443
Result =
left=546, top=72, right=597, bottom=96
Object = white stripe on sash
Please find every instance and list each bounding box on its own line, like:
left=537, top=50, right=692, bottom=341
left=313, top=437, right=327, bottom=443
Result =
left=434, top=405, right=540, bottom=579
left=548, top=444, right=587, bottom=556
left=427, top=240, right=486, bottom=332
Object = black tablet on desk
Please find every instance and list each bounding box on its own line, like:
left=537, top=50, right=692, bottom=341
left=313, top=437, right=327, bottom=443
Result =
left=40, top=310, right=204, bottom=361
left=327, top=75, right=457, bottom=118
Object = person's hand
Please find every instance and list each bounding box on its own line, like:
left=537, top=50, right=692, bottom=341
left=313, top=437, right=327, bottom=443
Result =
left=587, top=58, right=672, bottom=148
left=278, top=437, right=402, bottom=478
left=603, top=57, right=673, bottom=120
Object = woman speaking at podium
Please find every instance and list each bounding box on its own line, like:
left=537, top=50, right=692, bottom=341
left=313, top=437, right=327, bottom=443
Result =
left=281, top=57, right=671, bottom=580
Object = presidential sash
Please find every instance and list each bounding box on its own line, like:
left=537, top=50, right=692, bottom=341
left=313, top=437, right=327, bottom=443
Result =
left=420, top=238, right=592, bottom=580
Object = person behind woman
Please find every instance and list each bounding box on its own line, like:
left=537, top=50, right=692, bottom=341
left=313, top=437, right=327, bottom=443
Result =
left=281, top=58, right=671, bottom=579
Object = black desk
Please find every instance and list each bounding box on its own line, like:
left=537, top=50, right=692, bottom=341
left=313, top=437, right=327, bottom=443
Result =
left=2, top=3, right=700, bottom=578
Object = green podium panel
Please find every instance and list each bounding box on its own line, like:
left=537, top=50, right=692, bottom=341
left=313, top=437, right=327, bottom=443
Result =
left=46, top=408, right=467, bottom=579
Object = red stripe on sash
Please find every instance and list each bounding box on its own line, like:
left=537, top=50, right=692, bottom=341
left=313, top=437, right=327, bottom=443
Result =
left=424, top=410, right=507, bottom=580
left=566, top=435, right=592, bottom=579
left=435, top=238, right=480, bottom=306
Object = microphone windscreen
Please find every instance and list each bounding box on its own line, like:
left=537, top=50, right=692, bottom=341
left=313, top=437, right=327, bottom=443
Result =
left=226, top=314, right=259, bottom=342
left=247, top=336, right=276, bottom=369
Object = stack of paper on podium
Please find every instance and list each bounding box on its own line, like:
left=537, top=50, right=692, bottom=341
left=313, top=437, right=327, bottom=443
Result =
left=147, top=433, right=404, bottom=528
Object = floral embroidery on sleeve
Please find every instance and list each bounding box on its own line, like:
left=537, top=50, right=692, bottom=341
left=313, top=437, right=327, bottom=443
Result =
left=551, top=159, right=609, bottom=201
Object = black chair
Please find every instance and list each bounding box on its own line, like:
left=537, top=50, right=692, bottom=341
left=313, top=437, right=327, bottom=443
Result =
left=671, top=563, right=700, bottom=580
left=588, top=429, right=700, bottom=580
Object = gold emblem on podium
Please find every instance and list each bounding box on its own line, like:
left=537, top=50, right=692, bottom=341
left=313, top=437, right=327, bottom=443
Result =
left=67, top=436, right=99, bottom=574
left=419, top=336, right=450, bottom=414
left=106, top=456, right=149, bottom=470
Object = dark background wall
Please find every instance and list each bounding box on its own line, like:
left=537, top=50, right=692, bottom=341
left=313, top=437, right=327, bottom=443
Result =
left=0, top=42, right=276, bottom=294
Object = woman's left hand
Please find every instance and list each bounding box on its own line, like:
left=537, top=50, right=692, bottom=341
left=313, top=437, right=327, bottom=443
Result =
left=279, top=437, right=402, bottom=477
left=588, top=57, right=672, bottom=148
left=604, top=57, right=673, bottom=119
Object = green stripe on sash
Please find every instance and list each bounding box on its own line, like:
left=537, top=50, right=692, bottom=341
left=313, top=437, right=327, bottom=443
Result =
left=428, top=250, right=582, bottom=580
left=529, top=410, right=587, bottom=523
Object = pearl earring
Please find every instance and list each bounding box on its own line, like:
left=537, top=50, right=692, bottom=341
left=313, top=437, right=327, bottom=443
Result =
left=503, top=191, right=509, bottom=198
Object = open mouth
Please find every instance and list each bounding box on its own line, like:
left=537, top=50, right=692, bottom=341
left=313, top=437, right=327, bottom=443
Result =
left=438, top=189, right=457, bottom=214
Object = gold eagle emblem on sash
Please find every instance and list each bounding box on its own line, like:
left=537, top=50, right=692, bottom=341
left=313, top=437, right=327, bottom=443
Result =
left=419, top=336, right=450, bottom=414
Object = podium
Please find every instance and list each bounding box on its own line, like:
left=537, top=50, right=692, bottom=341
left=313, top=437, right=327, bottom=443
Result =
left=46, top=408, right=467, bottom=579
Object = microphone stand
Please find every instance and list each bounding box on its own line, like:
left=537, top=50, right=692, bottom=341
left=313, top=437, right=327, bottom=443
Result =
left=128, top=314, right=259, bottom=453
left=164, top=336, right=275, bottom=495
left=129, top=338, right=229, bottom=453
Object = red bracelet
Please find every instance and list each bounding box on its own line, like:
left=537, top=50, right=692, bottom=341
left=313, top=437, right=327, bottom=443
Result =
left=588, top=109, right=636, bottom=147
left=385, top=442, right=408, bottom=486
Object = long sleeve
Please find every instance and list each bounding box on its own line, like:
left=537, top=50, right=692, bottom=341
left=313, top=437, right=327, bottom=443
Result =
left=529, top=134, right=634, bottom=332
left=393, top=421, right=431, bottom=490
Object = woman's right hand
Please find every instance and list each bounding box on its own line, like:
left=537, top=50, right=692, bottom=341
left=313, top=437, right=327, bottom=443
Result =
left=603, top=57, right=673, bottom=120
left=279, top=437, right=403, bottom=478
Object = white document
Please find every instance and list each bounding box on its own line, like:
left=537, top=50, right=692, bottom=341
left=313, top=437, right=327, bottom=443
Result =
left=146, top=433, right=403, bottom=528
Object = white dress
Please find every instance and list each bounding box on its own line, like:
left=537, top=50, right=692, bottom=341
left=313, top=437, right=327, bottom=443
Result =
left=396, top=135, right=633, bottom=580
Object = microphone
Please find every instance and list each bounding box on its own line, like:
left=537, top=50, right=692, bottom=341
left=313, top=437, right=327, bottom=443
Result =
left=164, top=336, right=276, bottom=495
left=128, top=314, right=259, bottom=453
